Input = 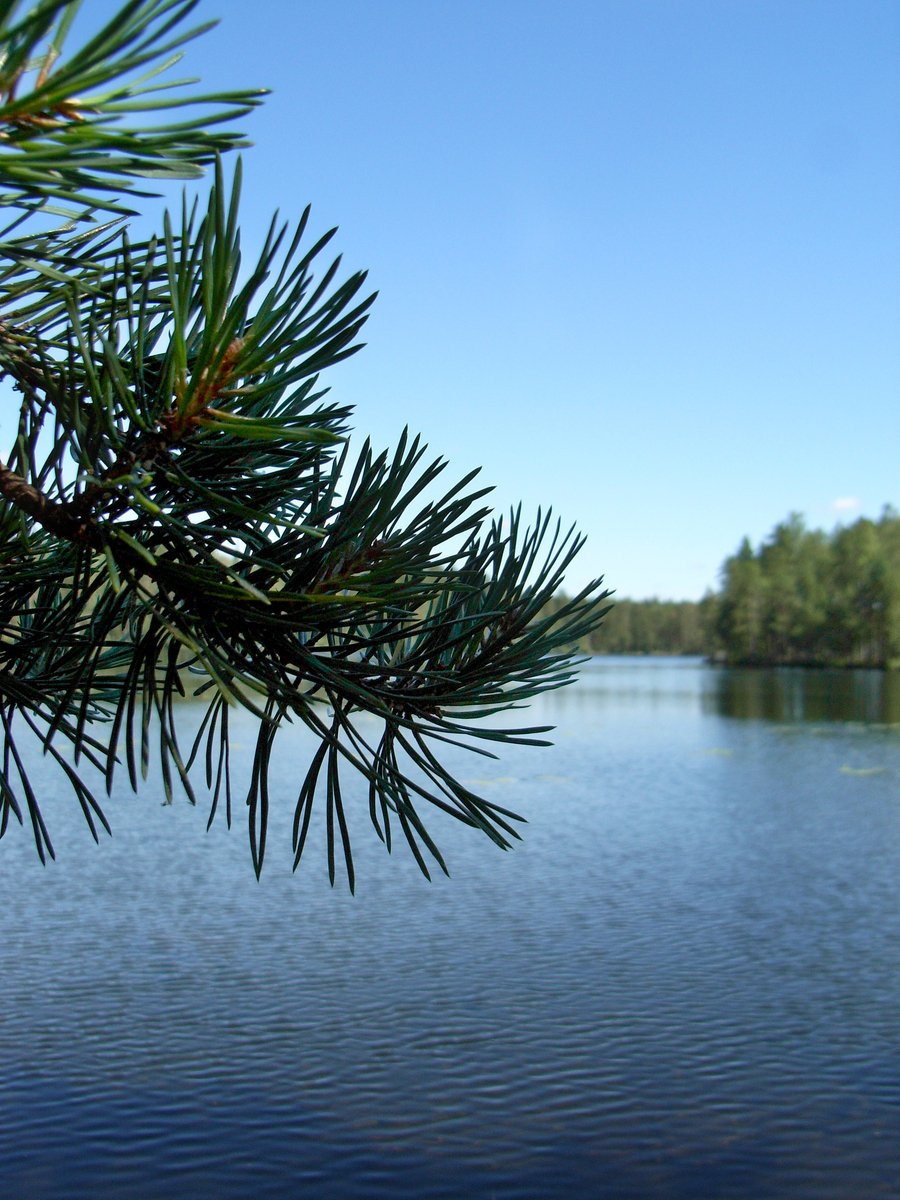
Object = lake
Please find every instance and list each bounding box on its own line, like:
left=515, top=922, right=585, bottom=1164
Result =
left=1, top=658, right=898, bottom=1199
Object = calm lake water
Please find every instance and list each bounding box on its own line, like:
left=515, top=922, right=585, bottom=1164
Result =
left=1, top=658, right=898, bottom=1199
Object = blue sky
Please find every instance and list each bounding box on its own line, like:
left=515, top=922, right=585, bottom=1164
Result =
left=47, top=2, right=900, bottom=597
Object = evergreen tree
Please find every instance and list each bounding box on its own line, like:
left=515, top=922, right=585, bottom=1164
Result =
left=756, top=514, right=829, bottom=663
left=715, top=538, right=765, bottom=662
left=0, top=1, right=609, bottom=883
left=709, top=510, right=900, bottom=669
left=830, top=517, right=895, bottom=666
left=876, top=505, right=900, bottom=664
left=591, top=598, right=705, bottom=656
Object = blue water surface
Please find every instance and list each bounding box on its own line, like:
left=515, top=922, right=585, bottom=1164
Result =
left=1, top=659, right=898, bottom=1199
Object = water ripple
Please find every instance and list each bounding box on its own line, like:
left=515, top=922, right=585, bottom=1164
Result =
left=2, top=662, right=899, bottom=1199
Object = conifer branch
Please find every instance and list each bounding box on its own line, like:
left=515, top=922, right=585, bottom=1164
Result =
left=0, top=0, right=611, bottom=881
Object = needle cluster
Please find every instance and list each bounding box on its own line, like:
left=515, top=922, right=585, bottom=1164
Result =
left=0, top=0, right=611, bottom=884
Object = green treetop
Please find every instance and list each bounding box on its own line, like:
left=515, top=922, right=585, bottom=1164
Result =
left=711, top=508, right=900, bottom=668
left=0, top=0, right=610, bottom=885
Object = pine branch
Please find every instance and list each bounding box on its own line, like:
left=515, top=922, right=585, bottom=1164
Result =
left=0, top=456, right=99, bottom=543
left=0, top=0, right=611, bottom=882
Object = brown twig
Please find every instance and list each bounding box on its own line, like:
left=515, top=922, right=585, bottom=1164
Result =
left=0, top=459, right=100, bottom=547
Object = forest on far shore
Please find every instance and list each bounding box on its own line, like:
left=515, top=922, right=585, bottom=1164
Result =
left=552, top=507, right=900, bottom=669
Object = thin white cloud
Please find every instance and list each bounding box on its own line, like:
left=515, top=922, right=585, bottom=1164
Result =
left=831, top=496, right=861, bottom=512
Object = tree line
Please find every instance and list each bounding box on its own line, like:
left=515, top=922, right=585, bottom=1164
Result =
left=710, top=507, right=899, bottom=667
left=550, top=508, right=900, bottom=668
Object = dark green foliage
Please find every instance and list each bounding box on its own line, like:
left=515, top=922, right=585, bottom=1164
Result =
left=587, top=598, right=707, bottom=656
left=709, top=508, right=900, bottom=668
left=0, top=1, right=610, bottom=881
left=544, top=510, right=899, bottom=668
left=540, top=594, right=708, bottom=656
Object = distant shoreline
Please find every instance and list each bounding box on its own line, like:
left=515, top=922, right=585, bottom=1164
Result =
left=586, top=650, right=898, bottom=672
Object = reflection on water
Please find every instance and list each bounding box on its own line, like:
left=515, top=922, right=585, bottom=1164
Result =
left=559, top=657, right=900, bottom=725
left=1, top=658, right=898, bottom=1200
left=708, top=664, right=900, bottom=724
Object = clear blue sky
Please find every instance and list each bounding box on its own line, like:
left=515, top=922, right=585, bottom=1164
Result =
left=63, top=2, right=900, bottom=597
